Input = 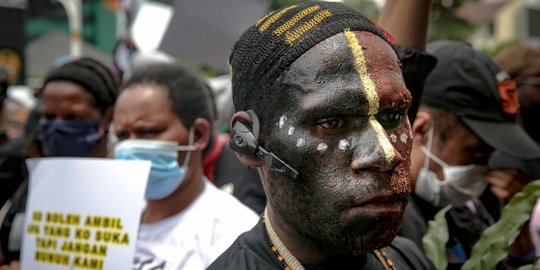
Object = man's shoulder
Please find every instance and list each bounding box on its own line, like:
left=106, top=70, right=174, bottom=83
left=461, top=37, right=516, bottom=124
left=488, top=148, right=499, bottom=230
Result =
left=207, top=238, right=274, bottom=270
left=207, top=220, right=280, bottom=270
left=386, top=236, right=435, bottom=270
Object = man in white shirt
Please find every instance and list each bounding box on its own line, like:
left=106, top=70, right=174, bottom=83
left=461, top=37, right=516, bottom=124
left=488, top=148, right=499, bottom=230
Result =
left=113, top=62, right=258, bottom=270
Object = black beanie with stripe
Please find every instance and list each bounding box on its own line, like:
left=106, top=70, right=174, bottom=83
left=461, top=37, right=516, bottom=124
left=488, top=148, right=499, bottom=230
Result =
left=43, top=57, right=119, bottom=112
left=229, top=1, right=395, bottom=113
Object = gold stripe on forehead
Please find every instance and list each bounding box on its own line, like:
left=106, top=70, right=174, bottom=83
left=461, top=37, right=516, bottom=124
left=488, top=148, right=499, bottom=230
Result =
left=343, top=29, right=379, bottom=115
left=344, top=29, right=394, bottom=164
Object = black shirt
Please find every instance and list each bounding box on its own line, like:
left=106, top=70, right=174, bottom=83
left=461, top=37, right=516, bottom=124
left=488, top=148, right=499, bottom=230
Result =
left=208, top=219, right=435, bottom=270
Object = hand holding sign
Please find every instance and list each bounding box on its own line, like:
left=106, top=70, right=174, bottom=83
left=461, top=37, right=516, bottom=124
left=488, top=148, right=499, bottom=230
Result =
left=20, top=158, right=150, bottom=270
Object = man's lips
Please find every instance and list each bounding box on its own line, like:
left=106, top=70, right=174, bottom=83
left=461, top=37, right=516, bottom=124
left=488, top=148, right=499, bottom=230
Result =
left=350, top=193, right=408, bottom=213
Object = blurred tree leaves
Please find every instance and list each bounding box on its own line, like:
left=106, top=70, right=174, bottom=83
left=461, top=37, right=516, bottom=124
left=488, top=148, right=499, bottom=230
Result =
left=423, top=205, right=452, bottom=270
left=462, top=181, right=540, bottom=270
left=422, top=182, right=540, bottom=270
left=342, top=0, right=380, bottom=20
left=429, top=0, right=477, bottom=41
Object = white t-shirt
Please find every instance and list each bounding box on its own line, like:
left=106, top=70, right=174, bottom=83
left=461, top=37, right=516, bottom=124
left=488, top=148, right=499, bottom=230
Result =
left=133, top=180, right=259, bottom=270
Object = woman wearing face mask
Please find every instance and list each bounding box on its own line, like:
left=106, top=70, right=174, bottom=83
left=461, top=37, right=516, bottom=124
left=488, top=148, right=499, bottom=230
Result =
left=112, top=62, right=258, bottom=270
left=0, top=58, right=119, bottom=265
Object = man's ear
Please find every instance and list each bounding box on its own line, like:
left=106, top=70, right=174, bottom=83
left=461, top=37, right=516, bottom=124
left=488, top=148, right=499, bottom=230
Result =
left=412, top=111, right=432, bottom=145
left=192, top=118, right=211, bottom=151
left=230, top=111, right=265, bottom=168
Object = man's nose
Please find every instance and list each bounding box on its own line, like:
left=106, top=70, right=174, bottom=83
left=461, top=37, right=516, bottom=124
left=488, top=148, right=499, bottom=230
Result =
left=350, top=117, right=402, bottom=172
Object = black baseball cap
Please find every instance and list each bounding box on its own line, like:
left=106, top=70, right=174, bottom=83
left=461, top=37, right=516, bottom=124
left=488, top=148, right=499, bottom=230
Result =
left=422, top=40, right=540, bottom=159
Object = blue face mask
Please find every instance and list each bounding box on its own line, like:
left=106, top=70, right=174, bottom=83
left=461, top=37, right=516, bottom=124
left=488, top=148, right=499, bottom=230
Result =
left=113, top=130, right=196, bottom=200
left=38, top=119, right=104, bottom=157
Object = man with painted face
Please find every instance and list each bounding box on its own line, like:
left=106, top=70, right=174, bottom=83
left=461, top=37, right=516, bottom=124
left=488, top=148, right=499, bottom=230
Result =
left=0, top=57, right=118, bottom=264
left=208, top=2, right=434, bottom=269
left=112, top=62, right=258, bottom=269
left=403, top=40, right=540, bottom=269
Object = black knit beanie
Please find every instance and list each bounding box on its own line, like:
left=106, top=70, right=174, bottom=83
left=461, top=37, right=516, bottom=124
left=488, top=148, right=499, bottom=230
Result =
left=229, top=1, right=395, bottom=112
left=43, top=57, right=119, bottom=112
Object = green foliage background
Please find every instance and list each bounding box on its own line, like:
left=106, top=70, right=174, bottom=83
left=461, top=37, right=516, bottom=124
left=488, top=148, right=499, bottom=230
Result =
left=422, top=181, right=540, bottom=270
left=429, top=0, right=476, bottom=42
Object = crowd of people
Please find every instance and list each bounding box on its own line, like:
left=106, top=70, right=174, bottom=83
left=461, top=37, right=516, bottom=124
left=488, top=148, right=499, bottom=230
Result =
left=1, top=0, right=540, bottom=269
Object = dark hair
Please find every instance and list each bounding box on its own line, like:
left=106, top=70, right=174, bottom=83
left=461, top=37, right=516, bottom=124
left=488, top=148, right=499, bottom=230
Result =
left=420, top=105, right=460, bottom=146
left=0, top=68, right=9, bottom=111
left=121, top=62, right=214, bottom=134
left=230, top=1, right=394, bottom=115
left=495, top=44, right=540, bottom=78
left=42, top=57, right=118, bottom=113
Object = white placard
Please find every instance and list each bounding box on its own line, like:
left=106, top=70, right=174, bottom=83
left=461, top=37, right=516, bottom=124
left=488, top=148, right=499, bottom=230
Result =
left=131, top=0, right=174, bottom=53
left=20, top=158, right=151, bottom=270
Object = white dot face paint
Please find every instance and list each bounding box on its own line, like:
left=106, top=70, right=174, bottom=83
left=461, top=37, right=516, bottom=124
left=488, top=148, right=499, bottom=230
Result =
left=279, top=115, right=287, bottom=129
left=339, top=140, right=350, bottom=151
left=288, top=127, right=295, bottom=135
left=297, top=138, right=306, bottom=148
left=400, top=133, right=408, bottom=144
left=317, top=143, right=328, bottom=153
left=389, top=134, right=397, bottom=143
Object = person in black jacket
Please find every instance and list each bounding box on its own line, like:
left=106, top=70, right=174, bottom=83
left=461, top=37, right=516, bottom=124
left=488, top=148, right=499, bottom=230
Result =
left=402, top=40, right=540, bottom=269
left=208, top=2, right=434, bottom=269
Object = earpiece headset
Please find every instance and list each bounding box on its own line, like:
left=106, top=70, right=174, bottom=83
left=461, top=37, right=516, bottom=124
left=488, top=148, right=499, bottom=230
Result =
left=230, top=110, right=299, bottom=179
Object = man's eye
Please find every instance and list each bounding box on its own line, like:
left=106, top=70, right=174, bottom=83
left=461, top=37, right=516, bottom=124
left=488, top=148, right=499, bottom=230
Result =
left=115, top=132, right=128, bottom=141
left=42, top=113, right=56, bottom=120
left=139, top=129, right=163, bottom=138
left=65, top=114, right=87, bottom=121
left=376, top=111, right=404, bottom=128
left=316, top=118, right=345, bottom=129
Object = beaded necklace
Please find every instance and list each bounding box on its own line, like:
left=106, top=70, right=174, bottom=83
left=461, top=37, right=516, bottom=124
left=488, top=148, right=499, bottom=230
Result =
left=263, top=209, right=396, bottom=270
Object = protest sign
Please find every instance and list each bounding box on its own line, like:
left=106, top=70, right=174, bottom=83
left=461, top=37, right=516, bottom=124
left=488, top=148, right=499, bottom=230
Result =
left=20, top=158, right=151, bottom=270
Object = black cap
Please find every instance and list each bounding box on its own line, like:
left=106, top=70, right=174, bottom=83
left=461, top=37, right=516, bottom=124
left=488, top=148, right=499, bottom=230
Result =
left=422, top=40, right=540, bottom=159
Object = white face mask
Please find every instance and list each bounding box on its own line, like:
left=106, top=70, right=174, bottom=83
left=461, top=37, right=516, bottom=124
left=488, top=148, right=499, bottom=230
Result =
left=414, top=124, right=488, bottom=207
